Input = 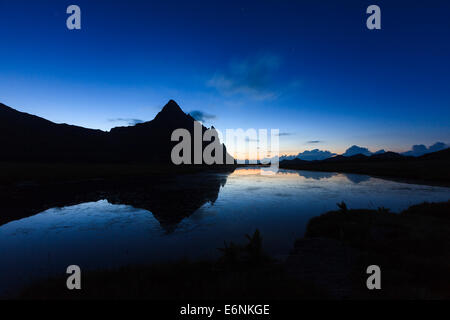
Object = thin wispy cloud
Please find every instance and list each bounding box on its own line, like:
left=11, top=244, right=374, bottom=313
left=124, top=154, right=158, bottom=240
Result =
left=189, top=110, right=216, bottom=122
left=208, top=54, right=281, bottom=100
left=108, top=118, right=145, bottom=126
left=277, top=132, right=294, bottom=136
left=307, top=140, right=322, bottom=144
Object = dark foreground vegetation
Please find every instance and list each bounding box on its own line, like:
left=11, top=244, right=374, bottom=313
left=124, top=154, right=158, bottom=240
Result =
left=19, top=201, right=450, bottom=300
left=289, top=200, right=450, bottom=299
left=280, top=148, right=450, bottom=186
left=19, top=230, right=325, bottom=300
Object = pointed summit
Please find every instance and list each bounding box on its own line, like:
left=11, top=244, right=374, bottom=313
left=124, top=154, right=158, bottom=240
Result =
left=161, top=99, right=183, bottom=114
left=153, top=99, right=186, bottom=123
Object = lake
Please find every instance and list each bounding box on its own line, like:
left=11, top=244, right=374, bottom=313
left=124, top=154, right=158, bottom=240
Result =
left=1, top=167, right=449, bottom=296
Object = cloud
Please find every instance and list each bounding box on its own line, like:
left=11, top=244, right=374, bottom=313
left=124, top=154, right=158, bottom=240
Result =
left=342, top=145, right=372, bottom=157
left=277, top=132, right=294, bottom=136
left=402, top=142, right=448, bottom=157
left=108, top=118, right=144, bottom=126
left=281, top=149, right=336, bottom=161
left=296, top=149, right=337, bottom=161
left=189, top=110, right=216, bottom=122
left=428, top=142, right=448, bottom=153
left=208, top=54, right=281, bottom=100
left=306, top=140, right=322, bottom=144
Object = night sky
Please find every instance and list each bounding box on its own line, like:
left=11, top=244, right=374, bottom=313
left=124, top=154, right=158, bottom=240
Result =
left=0, top=0, right=449, bottom=155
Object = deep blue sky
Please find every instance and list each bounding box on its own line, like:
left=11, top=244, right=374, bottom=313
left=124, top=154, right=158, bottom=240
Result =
left=0, top=0, right=449, bottom=155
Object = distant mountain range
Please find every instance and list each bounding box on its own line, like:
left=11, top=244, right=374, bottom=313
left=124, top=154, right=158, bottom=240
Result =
left=281, top=148, right=450, bottom=164
left=0, top=100, right=233, bottom=164
left=280, top=148, right=450, bottom=184
left=279, top=143, right=449, bottom=162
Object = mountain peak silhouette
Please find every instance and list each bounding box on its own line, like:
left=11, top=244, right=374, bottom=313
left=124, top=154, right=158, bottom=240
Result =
left=0, top=100, right=234, bottom=165
left=164, top=99, right=182, bottom=111
left=153, top=99, right=187, bottom=123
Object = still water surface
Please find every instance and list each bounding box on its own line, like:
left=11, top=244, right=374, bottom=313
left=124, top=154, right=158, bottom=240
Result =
left=1, top=168, right=449, bottom=295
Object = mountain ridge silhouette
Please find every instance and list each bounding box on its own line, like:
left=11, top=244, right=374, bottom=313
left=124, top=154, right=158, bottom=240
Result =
left=0, top=100, right=233, bottom=164
left=280, top=148, right=450, bottom=184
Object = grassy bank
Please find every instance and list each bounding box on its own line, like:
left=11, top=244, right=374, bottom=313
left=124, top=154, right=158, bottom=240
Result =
left=289, top=200, right=450, bottom=299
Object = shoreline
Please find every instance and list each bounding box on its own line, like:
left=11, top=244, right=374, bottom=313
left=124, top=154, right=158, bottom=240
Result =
left=279, top=158, right=450, bottom=187
left=1, top=161, right=449, bottom=188
left=281, top=167, right=450, bottom=188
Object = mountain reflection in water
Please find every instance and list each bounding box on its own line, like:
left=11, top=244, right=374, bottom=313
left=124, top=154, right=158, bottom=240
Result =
left=1, top=167, right=450, bottom=296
